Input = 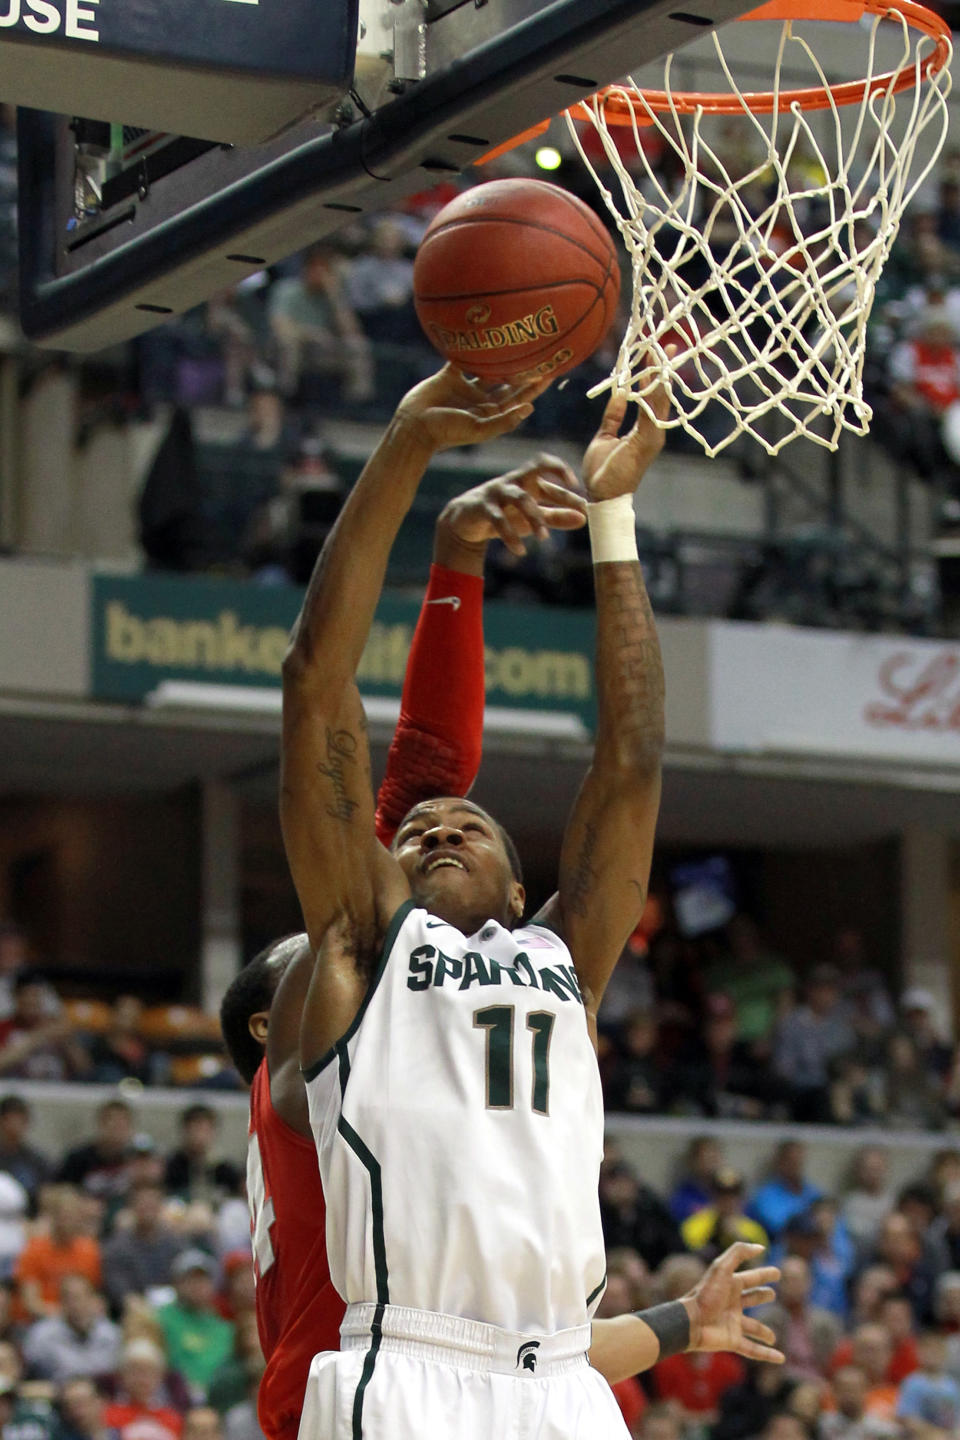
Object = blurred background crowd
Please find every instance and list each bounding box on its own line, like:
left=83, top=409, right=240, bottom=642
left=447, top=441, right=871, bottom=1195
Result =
left=1, top=1093, right=960, bottom=1440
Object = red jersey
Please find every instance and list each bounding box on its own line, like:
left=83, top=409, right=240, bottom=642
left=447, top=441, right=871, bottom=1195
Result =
left=248, top=1061, right=344, bottom=1440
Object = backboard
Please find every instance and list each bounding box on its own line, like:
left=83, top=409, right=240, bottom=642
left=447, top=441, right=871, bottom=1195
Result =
left=18, top=0, right=755, bottom=351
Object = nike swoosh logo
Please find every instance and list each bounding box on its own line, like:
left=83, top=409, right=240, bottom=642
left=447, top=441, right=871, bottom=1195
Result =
left=425, top=920, right=448, bottom=929
left=427, top=596, right=461, bottom=611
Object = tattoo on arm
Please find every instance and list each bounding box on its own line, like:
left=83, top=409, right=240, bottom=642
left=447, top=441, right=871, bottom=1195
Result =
left=567, top=821, right=599, bottom=919
left=594, top=565, right=665, bottom=767
left=317, top=727, right=361, bottom=822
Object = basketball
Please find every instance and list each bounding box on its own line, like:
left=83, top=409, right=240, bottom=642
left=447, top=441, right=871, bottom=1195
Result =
left=413, top=178, right=620, bottom=381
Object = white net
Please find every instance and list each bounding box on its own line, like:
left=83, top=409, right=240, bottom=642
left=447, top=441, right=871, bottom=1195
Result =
left=567, top=6, right=952, bottom=457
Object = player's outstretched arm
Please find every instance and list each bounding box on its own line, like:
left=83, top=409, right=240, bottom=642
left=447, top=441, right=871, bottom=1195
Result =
left=284, top=368, right=540, bottom=1068
left=534, top=389, right=668, bottom=1022
left=589, top=1243, right=784, bottom=1385
left=374, top=459, right=586, bottom=843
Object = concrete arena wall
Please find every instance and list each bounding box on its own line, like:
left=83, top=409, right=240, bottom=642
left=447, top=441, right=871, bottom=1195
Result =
left=3, top=1081, right=946, bottom=1201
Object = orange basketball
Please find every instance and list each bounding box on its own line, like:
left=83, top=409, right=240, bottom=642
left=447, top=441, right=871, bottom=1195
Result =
left=413, top=178, right=620, bottom=381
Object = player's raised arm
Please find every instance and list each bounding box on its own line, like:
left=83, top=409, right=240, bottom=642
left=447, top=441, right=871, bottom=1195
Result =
left=281, top=366, right=537, bottom=946
left=533, top=388, right=668, bottom=1023
left=375, top=459, right=586, bottom=843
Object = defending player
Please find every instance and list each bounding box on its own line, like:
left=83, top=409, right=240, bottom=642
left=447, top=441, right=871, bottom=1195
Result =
left=223, top=450, right=589, bottom=1440
left=282, top=364, right=781, bottom=1438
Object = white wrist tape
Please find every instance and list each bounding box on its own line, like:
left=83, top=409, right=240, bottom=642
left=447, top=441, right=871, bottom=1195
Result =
left=587, top=493, right=638, bottom=564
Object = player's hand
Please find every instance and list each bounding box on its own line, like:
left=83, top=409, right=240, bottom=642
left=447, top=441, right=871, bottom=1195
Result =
left=439, top=458, right=586, bottom=557
left=681, top=1243, right=784, bottom=1364
left=582, top=370, right=671, bottom=502
left=396, top=364, right=549, bottom=453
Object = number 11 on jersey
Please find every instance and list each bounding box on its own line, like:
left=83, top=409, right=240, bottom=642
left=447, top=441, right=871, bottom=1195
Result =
left=473, top=1005, right=555, bottom=1115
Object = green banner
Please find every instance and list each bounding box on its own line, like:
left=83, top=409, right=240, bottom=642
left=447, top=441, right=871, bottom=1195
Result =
left=92, top=574, right=597, bottom=732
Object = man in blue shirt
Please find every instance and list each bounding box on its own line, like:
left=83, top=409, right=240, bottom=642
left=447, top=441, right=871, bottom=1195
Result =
left=748, top=1141, right=822, bottom=1241
left=897, top=1332, right=960, bottom=1435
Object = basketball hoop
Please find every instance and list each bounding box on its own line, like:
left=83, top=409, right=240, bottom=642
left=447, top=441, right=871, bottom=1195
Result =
left=562, top=0, right=953, bottom=456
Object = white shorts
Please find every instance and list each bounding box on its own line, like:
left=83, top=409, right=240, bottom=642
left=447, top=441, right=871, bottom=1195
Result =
left=298, top=1303, right=631, bottom=1440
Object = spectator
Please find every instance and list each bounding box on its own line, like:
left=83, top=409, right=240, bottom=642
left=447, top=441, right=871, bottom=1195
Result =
left=598, top=1157, right=684, bottom=1270
left=0, top=1372, right=57, bottom=1440
left=681, top=1168, right=769, bottom=1260
left=760, top=1255, right=842, bottom=1380
left=706, top=915, right=795, bottom=1048
left=604, top=1010, right=665, bottom=1114
left=0, top=1280, right=21, bottom=1347
left=831, top=1293, right=918, bottom=1386
left=748, top=1141, right=823, bottom=1242
left=55, top=1377, right=121, bottom=1440
left=842, top=1150, right=894, bottom=1260
left=154, top=1251, right=234, bottom=1400
left=181, top=1412, right=221, bottom=1440
left=165, top=1109, right=240, bottom=1208
left=711, top=1359, right=796, bottom=1440
left=268, top=243, right=373, bottom=404
left=0, top=1173, right=27, bottom=1281
left=896, top=1332, right=960, bottom=1436
left=847, top=1267, right=899, bottom=1331
left=818, top=1365, right=899, bottom=1439
left=898, top=990, right=954, bottom=1088
left=207, top=1314, right=263, bottom=1416
left=0, top=1096, right=50, bottom=1208
left=675, top=993, right=781, bottom=1119
left=223, top=1383, right=262, bottom=1440
left=789, top=1201, right=854, bottom=1320
left=15, top=1186, right=102, bottom=1320
left=58, top=1102, right=135, bottom=1207
left=103, top=1341, right=183, bottom=1440
left=668, top=1136, right=724, bottom=1223
left=882, top=308, right=960, bottom=494
left=635, top=1402, right=681, bottom=1440
left=774, top=968, right=856, bottom=1122
left=87, top=1000, right=151, bottom=1087
left=872, top=1213, right=937, bottom=1325
left=102, top=1181, right=186, bottom=1315
left=883, top=1035, right=948, bottom=1131
left=653, top=1343, right=745, bottom=1426
left=762, top=1417, right=810, bottom=1440
left=832, top=929, right=895, bottom=1038
left=21, top=1274, right=121, bottom=1384
left=0, top=926, right=29, bottom=1020
left=850, top=1324, right=900, bottom=1421
left=342, top=218, right=418, bottom=345
left=0, top=973, right=88, bottom=1082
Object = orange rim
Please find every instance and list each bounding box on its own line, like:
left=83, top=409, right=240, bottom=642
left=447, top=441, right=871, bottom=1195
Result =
left=568, top=0, right=951, bottom=123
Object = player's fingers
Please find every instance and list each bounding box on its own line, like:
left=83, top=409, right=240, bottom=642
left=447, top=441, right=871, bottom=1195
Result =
left=503, top=490, right=550, bottom=541
left=736, top=1266, right=780, bottom=1290
left=742, top=1318, right=779, bottom=1346
left=740, top=1287, right=777, bottom=1310
left=596, top=390, right=629, bottom=437
left=474, top=402, right=536, bottom=437
left=485, top=503, right=528, bottom=557
left=737, top=1340, right=786, bottom=1365
left=715, top=1243, right=766, bottom=1274
left=529, top=476, right=588, bottom=511
left=538, top=504, right=587, bottom=530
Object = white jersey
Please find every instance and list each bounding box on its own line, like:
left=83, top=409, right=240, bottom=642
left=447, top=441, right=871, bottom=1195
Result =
left=303, top=901, right=607, bottom=1336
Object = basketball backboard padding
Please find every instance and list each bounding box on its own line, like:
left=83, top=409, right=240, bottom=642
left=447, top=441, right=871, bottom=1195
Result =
left=19, top=0, right=756, bottom=350
left=0, top=0, right=360, bottom=144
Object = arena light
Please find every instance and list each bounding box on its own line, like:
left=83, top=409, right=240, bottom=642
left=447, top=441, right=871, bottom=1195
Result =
left=145, top=682, right=588, bottom=741
left=534, top=145, right=562, bottom=171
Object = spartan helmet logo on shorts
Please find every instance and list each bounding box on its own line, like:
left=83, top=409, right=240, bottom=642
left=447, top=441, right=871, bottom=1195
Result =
left=465, top=303, right=491, bottom=326
left=516, top=1341, right=541, bottom=1373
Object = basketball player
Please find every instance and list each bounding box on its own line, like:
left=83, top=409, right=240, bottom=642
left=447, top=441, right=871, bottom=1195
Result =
left=224, top=450, right=590, bottom=1440
left=222, top=931, right=781, bottom=1439
left=281, top=363, right=782, bottom=1437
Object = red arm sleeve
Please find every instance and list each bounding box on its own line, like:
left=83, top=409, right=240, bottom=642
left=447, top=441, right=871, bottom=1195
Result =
left=374, top=564, right=485, bottom=845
